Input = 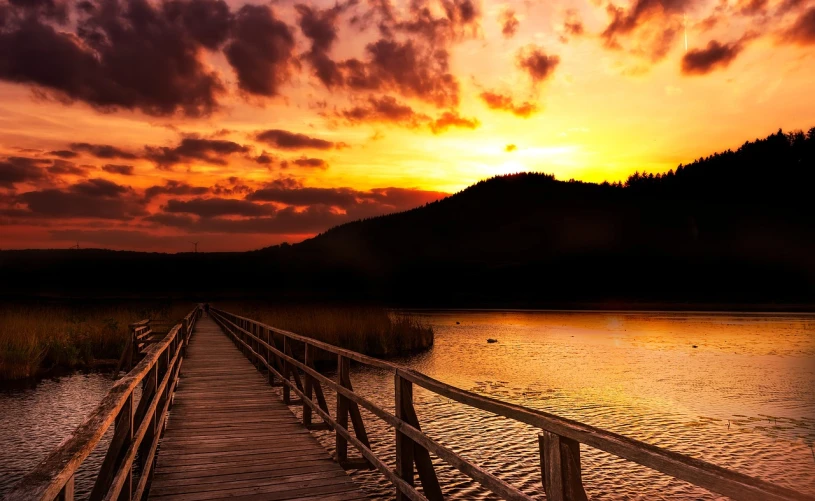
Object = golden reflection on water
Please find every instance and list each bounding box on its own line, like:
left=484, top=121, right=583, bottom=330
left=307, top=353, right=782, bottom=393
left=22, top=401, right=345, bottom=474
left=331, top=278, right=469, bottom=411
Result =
left=306, top=311, right=815, bottom=500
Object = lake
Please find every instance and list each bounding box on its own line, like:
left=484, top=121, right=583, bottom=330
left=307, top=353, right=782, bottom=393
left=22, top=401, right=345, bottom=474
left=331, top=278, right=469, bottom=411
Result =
left=2, top=310, right=814, bottom=499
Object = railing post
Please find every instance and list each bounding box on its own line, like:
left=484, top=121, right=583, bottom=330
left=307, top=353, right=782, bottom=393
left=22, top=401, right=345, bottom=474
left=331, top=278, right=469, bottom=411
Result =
left=539, top=432, right=588, bottom=501
left=57, top=475, right=74, bottom=501
left=303, top=344, right=314, bottom=427
left=395, top=374, right=414, bottom=501
left=283, top=337, right=292, bottom=404
left=395, top=371, right=443, bottom=500
left=336, top=355, right=349, bottom=464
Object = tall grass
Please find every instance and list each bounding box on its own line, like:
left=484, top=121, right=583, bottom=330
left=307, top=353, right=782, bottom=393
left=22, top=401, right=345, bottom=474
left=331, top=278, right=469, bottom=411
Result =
left=0, top=302, right=193, bottom=380
left=217, top=303, right=434, bottom=358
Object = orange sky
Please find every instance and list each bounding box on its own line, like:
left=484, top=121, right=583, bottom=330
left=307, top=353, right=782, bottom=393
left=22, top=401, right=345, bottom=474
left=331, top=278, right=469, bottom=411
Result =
left=1, top=0, right=813, bottom=251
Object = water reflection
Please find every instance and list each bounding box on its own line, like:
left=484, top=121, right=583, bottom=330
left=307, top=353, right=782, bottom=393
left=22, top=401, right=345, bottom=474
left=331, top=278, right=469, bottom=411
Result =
left=1, top=311, right=813, bottom=499
left=300, top=311, right=815, bottom=499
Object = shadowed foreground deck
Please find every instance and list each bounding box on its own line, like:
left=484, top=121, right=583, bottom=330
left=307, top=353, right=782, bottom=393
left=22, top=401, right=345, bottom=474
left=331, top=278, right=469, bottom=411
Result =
left=148, top=314, right=368, bottom=501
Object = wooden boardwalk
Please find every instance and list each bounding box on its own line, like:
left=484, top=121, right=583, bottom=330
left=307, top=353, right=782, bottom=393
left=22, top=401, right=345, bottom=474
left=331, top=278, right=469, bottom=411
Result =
left=148, top=314, right=368, bottom=501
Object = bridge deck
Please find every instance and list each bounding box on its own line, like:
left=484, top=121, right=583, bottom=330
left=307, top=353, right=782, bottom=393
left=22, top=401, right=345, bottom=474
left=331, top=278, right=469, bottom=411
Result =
left=148, top=314, right=368, bottom=501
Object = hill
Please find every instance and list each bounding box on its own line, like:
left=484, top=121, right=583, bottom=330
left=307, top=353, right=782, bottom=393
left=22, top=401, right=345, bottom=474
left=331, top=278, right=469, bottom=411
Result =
left=1, top=128, right=814, bottom=308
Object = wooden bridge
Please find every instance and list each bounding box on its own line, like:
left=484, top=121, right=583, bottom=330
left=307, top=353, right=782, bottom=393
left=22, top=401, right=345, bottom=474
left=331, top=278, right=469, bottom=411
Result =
left=5, top=305, right=814, bottom=501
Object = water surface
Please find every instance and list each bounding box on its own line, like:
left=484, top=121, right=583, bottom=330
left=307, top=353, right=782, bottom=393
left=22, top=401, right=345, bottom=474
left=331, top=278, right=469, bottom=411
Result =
left=2, top=311, right=814, bottom=500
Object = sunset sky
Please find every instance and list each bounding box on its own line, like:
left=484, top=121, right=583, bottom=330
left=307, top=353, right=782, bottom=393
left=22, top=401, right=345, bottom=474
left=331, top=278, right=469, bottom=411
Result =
left=1, top=0, right=813, bottom=251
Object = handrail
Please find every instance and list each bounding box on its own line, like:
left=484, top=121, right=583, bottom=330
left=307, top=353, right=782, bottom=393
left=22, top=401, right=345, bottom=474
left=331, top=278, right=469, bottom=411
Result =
left=4, top=306, right=202, bottom=501
left=209, top=307, right=813, bottom=501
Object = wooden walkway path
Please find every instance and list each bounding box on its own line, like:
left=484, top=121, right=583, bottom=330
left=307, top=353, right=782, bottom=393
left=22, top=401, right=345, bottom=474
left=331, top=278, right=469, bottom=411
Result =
left=148, top=314, right=368, bottom=501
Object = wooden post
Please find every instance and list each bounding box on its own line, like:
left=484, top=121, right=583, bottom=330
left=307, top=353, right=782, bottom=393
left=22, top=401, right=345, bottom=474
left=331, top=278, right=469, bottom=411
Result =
left=395, top=373, right=443, bottom=501
left=138, top=364, right=158, bottom=472
left=303, top=344, right=314, bottom=427
left=336, top=355, right=349, bottom=463
left=395, top=374, right=415, bottom=501
left=57, top=475, right=74, bottom=501
left=116, top=393, right=134, bottom=501
left=539, top=432, right=587, bottom=501
left=89, top=393, right=133, bottom=501
left=282, top=337, right=292, bottom=404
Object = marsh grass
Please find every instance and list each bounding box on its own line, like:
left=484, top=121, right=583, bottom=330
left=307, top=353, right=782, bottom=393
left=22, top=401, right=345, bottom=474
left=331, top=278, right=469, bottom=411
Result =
left=218, top=303, right=434, bottom=359
left=0, top=302, right=192, bottom=380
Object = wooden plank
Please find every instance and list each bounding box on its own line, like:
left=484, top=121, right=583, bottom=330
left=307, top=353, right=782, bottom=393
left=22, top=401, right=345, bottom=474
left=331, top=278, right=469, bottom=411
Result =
left=148, top=314, right=368, bottom=501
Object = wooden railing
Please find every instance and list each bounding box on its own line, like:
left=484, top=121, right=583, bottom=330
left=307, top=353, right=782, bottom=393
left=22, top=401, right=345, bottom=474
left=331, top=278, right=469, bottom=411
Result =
left=210, top=307, right=813, bottom=501
left=4, top=306, right=202, bottom=501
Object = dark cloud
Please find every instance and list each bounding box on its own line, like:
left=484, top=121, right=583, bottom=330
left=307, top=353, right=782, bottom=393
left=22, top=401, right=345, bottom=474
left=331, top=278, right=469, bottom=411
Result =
left=224, top=4, right=296, bottom=97
left=500, top=9, right=519, bottom=38
left=248, top=183, right=359, bottom=207
left=147, top=181, right=447, bottom=234
left=429, top=111, right=479, bottom=134
left=782, top=6, right=815, bottom=44
left=143, top=180, right=210, bottom=200
left=211, top=177, right=251, bottom=196
left=162, top=0, right=232, bottom=50
left=163, top=197, right=276, bottom=217
left=681, top=39, right=745, bottom=75
left=70, top=143, right=139, bottom=160
left=339, top=95, right=429, bottom=128
left=350, top=39, right=460, bottom=108
left=479, top=91, right=539, bottom=117
left=47, top=160, right=91, bottom=175
left=291, top=157, right=329, bottom=169
left=102, top=164, right=135, bottom=175
left=18, top=179, right=144, bottom=219
left=0, top=157, right=47, bottom=187
left=0, top=0, right=225, bottom=116
left=145, top=138, right=250, bottom=168
left=254, top=152, right=275, bottom=165
left=517, top=45, right=560, bottom=84
left=736, top=0, right=768, bottom=16
left=49, top=150, right=78, bottom=159
left=562, top=9, right=584, bottom=41
left=602, top=0, right=688, bottom=45
left=296, top=3, right=348, bottom=88
left=255, top=129, right=335, bottom=150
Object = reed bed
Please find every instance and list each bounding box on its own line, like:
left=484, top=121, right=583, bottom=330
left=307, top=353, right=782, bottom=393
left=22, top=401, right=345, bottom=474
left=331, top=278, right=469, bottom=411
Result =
left=217, top=303, right=434, bottom=358
left=0, top=302, right=192, bottom=380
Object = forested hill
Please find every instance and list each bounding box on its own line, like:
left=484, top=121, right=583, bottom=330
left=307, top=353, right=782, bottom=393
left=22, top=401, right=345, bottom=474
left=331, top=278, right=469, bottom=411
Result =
left=1, top=128, right=814, bottom=307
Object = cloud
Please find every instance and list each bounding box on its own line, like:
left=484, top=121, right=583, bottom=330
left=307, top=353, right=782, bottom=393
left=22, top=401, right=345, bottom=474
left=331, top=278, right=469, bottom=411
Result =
left=296, top=3, right=348, bottom=88
left=479, top=91, right=539, bottom=117
left=0, top=157, right=47, bottom=187
left=517, top=45, right=560, bottom=84
left=145, top=138, right=250, bottom=168
left=254, top=129, right=335, bottom=150
left=562, top=9, right=584, bottom=41
left=47, top=160, right=91, bottom=175
left=291, top=157, right=329, bottom=169
left=782, top=6, right=815, bottom=45
left=146, top=182, right=448, bottom=234
left=339, top=95, right=430, bottom=128
left=48, top=150, right=78, bottom=159
left=0, top=0, right=225, bottom=117
left=143, top=180, right=210, bottom=200
left=681, top=39, right=746, bottom=75
left=429, top=111, right=480, bottom=134
left=17, top=179, right=144, bottom=219
left=248, top=183, right=359, bottom=207
left=254, top=152, right=275, bottom=165
left=224, top=4, right=296, bottom=97
left=500, top=9, right=519, bottom=38
left=163, top=197, right=276, bottom=217
left=70, top=143, right=140, bottom=160
left=102, top=164, right=135, bottom=175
